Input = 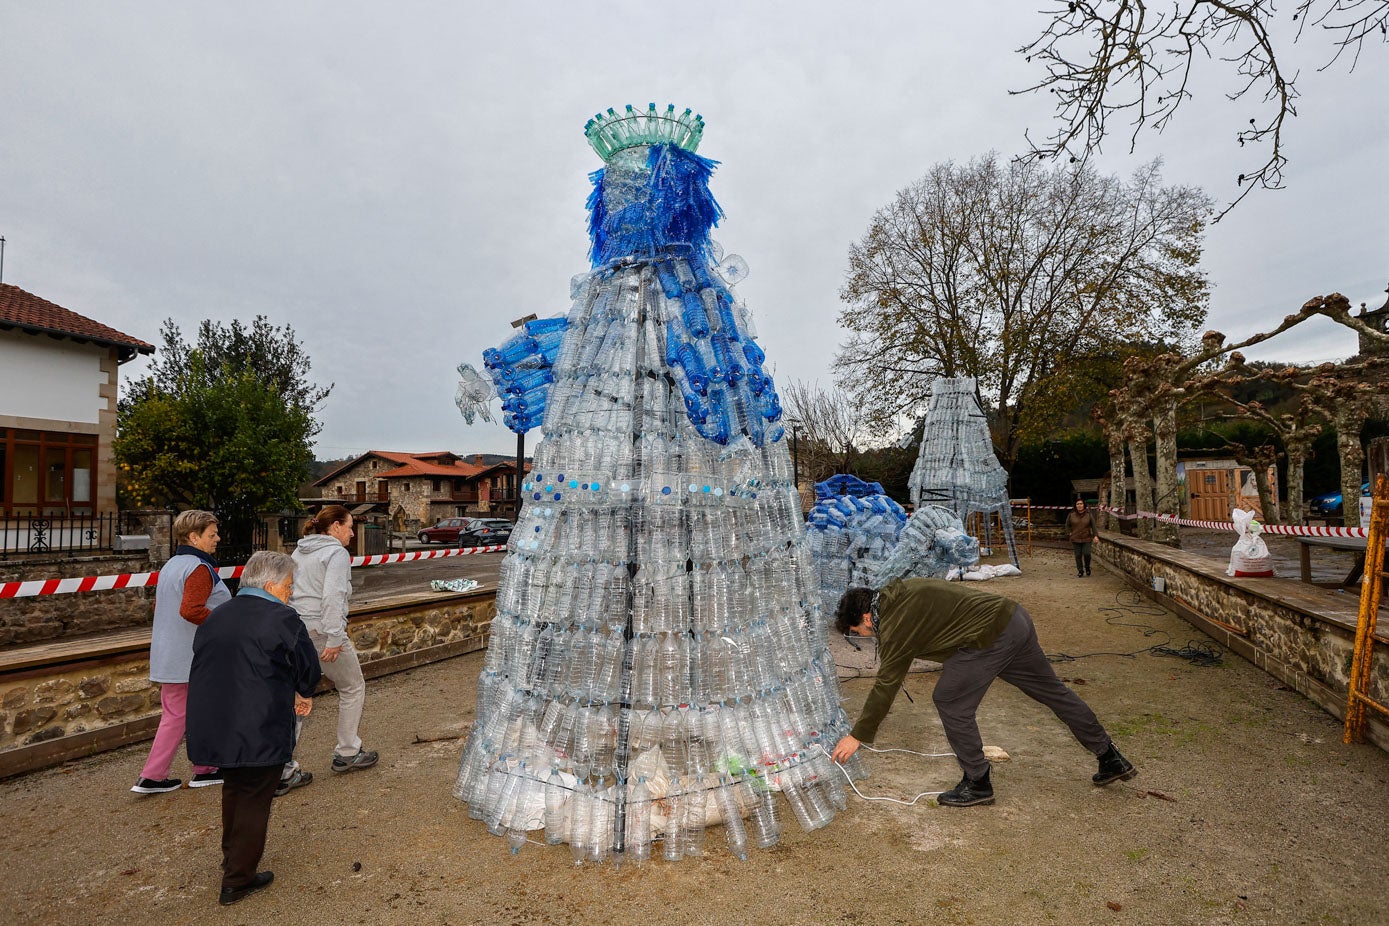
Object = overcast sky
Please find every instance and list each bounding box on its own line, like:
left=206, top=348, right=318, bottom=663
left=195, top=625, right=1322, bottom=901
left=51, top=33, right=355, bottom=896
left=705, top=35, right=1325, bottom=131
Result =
left=2, top=3, right=1385, bottom=459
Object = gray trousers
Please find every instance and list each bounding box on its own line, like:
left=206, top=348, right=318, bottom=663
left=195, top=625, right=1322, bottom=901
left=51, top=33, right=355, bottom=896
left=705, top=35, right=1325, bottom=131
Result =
left=932, top=605, right=1111, bottom=779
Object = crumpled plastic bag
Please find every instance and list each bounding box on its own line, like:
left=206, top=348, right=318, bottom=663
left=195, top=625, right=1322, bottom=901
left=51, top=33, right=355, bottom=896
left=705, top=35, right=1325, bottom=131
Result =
left=1227, top=508, right=1274, bottom=577
left=952, top=562, right=1024, bottom=582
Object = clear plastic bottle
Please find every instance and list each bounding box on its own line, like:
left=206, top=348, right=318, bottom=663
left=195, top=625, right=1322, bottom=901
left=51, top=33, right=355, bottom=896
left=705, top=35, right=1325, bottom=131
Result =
left=627, top=776, right=652, bottom=864
left=506, top=762, right=536, bottom=854
left=544, top=765, right=568, bottom=845
left=682, top=777, right=707, bottom=858
left=743, top=776, right=781, bottom=848
left=587, top=781, right=612, bottom=865
left=485, top=758, right=521, bottom=836
left=569, top=780, right=592, bottom=865
left=717, top=777, right=749, bottom=861
left=663, top=781, right=686, bottom=861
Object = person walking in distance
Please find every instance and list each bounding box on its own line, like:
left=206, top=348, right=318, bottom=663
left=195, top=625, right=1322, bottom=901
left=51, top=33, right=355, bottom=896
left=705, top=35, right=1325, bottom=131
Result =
left=290, top=505, right=378, bottom=776
left=1067, top=497, right=1099, bottom=578
left=829, top=580, right=1137, bottom=807
left=131, top=510, right=232, bottom=795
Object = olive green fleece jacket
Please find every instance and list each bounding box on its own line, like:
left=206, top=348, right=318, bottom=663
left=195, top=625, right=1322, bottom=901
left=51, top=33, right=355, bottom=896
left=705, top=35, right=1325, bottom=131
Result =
left=849, top=578, right=1017, bottom=743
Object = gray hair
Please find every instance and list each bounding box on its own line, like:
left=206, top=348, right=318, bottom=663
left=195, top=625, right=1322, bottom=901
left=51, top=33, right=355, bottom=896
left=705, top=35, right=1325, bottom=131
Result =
left=240, top=551, right=295, bottom=590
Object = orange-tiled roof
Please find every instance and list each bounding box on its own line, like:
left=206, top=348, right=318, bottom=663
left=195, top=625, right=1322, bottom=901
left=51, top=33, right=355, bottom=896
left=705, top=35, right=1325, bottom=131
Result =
left=314, top=451, right=477, bottom=486
left=0, top=283, right=154, bottom=359
left=376, top=460, right=486, bottom=479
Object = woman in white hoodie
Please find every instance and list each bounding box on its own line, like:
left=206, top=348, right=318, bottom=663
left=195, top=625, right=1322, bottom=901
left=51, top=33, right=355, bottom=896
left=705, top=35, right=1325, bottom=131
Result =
left=290, top=505, right=378, bottom=775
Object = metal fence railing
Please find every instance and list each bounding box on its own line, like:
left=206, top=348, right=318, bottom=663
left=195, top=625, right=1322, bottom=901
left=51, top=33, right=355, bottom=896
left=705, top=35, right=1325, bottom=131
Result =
left=0, top=513, right=122, bottom=559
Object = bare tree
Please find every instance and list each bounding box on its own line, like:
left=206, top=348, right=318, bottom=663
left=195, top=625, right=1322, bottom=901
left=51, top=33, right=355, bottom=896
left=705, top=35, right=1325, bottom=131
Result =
left=837, top=153, right=1211, bottom=471
left=780, top=380, right=871, bottom=483
left=1018, top=0, right=1389, bottom=218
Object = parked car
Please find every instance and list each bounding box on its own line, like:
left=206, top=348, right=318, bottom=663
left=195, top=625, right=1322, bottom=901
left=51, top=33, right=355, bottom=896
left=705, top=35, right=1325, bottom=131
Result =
left=1307, top=482, right=1371, bottom=518
left=418, top=517, right=477, bottom=544
left=458, top=518, right=513, bottom=548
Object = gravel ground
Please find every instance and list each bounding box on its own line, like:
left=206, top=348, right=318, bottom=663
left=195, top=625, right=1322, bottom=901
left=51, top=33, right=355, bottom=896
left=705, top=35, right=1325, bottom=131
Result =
left=2, top=546, right=1387, bottom=926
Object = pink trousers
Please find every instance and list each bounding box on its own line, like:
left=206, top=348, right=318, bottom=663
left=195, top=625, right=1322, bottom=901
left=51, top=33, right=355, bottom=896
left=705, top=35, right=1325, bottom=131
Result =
left=140, top=682, right=217, bottom=780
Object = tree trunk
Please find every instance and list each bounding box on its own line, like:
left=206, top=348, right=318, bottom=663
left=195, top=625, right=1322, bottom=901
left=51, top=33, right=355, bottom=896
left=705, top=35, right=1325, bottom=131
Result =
left=1335, top=413, right=1366, bottom=528
left=1285, top=450, right=1306, bottom=526
left=1107, top=433, right=1128, bottom=534
left=1152, top=401, right=1180, bottom=547
left=1369, top=437, right=1389, bottom=496
left=1128, top=437, right=1155, bottom=540
left=1252, top=465, right=1277, bottom=524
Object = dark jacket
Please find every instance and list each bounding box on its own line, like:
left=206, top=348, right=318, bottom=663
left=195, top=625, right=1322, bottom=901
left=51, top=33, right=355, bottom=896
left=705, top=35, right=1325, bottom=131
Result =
left=1066, top=509, right=1098, bottom=544
left=187, top=589, right=322, bottom=769
left=850, top=578, right=1016, bottom=743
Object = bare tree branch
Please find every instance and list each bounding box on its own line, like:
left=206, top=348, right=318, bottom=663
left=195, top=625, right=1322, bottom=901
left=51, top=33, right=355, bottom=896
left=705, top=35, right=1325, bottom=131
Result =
left=1017, top=1, right=1386, bottom=219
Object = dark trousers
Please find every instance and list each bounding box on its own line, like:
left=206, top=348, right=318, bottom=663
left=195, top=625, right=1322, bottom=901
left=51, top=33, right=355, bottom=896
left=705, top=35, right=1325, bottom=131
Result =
left=220, top=765, right=281, bottom=891
left=932, top=606, right=1111, bottom=779
left=1072, top=542, right=1092, bottom=575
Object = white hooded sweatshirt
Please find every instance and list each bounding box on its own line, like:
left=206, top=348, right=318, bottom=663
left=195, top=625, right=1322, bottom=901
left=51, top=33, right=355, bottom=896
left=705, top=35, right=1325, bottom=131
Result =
left=290, top=533, right=353, bottom=648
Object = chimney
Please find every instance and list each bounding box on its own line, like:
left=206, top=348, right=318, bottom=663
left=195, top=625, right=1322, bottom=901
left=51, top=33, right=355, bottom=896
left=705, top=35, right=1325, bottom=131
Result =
left=474, top=454, right=483, bottom=465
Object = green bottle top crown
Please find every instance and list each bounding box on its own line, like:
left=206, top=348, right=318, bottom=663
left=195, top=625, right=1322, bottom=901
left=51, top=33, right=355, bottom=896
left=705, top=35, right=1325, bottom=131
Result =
left=584, top=103, right=705, bottom=160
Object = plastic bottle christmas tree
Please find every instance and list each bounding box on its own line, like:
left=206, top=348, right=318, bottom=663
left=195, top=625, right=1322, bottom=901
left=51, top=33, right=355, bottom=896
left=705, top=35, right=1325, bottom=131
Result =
left=454, top=104, right=860, bottom=864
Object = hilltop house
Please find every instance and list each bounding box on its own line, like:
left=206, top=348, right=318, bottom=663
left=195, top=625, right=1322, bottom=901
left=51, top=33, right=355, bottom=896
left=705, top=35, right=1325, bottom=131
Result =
left=0, top=284, right=153, bottom=517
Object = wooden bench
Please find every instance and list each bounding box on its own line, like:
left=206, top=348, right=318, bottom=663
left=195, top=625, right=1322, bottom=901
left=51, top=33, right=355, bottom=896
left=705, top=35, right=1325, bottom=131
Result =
left=1295, top=535, right=1385, bottom=587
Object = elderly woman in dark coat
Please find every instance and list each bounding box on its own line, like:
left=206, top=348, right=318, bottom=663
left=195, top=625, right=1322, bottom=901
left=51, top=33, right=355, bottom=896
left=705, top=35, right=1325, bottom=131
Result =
left=187, top=551, right=321, bottom=906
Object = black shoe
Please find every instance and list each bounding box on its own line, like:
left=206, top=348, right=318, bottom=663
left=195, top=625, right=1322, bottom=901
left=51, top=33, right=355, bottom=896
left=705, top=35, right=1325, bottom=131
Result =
left=219, top=870, right=274, bottom=906
left=130, top=777, right=182, bottom=794
left=1085, top=568, right=1092, bottom=576
left=275, top=768, right=313, bottom=797
left=938, top=770, right=994, bottom=807
left=1093, top=743, right=1137, bottom=785
left=189, top=771, right=224, bottom=788
left=1078, top=572, right=1084, bottom=578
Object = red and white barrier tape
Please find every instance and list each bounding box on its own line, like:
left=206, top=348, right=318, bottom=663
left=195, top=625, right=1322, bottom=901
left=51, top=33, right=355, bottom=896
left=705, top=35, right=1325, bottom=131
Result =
left=1011, top=504, right=1370, bottom=538
left=0, top=544, right=507, bottom=599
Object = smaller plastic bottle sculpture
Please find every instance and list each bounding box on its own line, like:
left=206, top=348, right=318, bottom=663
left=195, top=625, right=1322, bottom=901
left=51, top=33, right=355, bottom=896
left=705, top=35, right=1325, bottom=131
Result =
left=454, top=105, right=861, bottom=864
left=908, top=376, right=1020, bottom=567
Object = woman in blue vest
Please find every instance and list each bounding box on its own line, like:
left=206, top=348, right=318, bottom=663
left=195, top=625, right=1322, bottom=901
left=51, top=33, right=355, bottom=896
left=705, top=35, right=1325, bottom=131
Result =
left=131, top=509, right=232, bottom=794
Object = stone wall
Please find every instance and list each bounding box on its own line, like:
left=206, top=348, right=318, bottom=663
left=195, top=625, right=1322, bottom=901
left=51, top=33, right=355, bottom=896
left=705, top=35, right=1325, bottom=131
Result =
left=1099, top=533, right=1389, bottom=749
left=396, top=479, right=442, bottom=529
left=0, top=554, right=154, bottom=646
left=0, top=590, right=496, bottom=775
left=341, top=594, right=496, bottom=666
left=1, top=660, right=158, bottom=749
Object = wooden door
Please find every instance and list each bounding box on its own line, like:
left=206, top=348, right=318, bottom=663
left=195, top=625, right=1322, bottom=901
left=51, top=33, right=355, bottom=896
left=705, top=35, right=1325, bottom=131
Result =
left=1188, top=469, right=1234, bottom=521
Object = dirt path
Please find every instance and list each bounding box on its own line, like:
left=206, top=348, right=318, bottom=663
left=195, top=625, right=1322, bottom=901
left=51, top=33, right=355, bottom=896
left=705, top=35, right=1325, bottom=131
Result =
left=3, top=547, right=1386, bottom=925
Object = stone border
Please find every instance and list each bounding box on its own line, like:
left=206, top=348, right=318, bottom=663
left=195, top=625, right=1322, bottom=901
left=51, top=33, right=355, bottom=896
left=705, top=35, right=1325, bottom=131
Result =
left=1099, top=532, right=1389, bottom=752
left=0, top=589, right=497, bottom=780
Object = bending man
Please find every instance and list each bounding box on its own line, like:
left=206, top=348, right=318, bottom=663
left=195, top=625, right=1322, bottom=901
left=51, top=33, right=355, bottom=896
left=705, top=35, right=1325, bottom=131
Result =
left=829, top=579, right=1136, bottom=807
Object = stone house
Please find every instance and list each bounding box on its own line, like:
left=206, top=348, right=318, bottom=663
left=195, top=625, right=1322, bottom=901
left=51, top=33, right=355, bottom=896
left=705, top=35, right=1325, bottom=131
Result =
left=312, top=451, right=529, bottom=529
left=0, top=284, right=153, bottom=517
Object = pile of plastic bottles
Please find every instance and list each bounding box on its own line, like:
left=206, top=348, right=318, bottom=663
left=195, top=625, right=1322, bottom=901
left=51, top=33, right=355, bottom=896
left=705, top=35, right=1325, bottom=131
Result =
left=482, top=316, right=569, bottom=433
left=454, top=107, right=858, bottom=864
left=804, top=475, right=907, bottom=615
left=873, top=504, right=980, bottom=587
